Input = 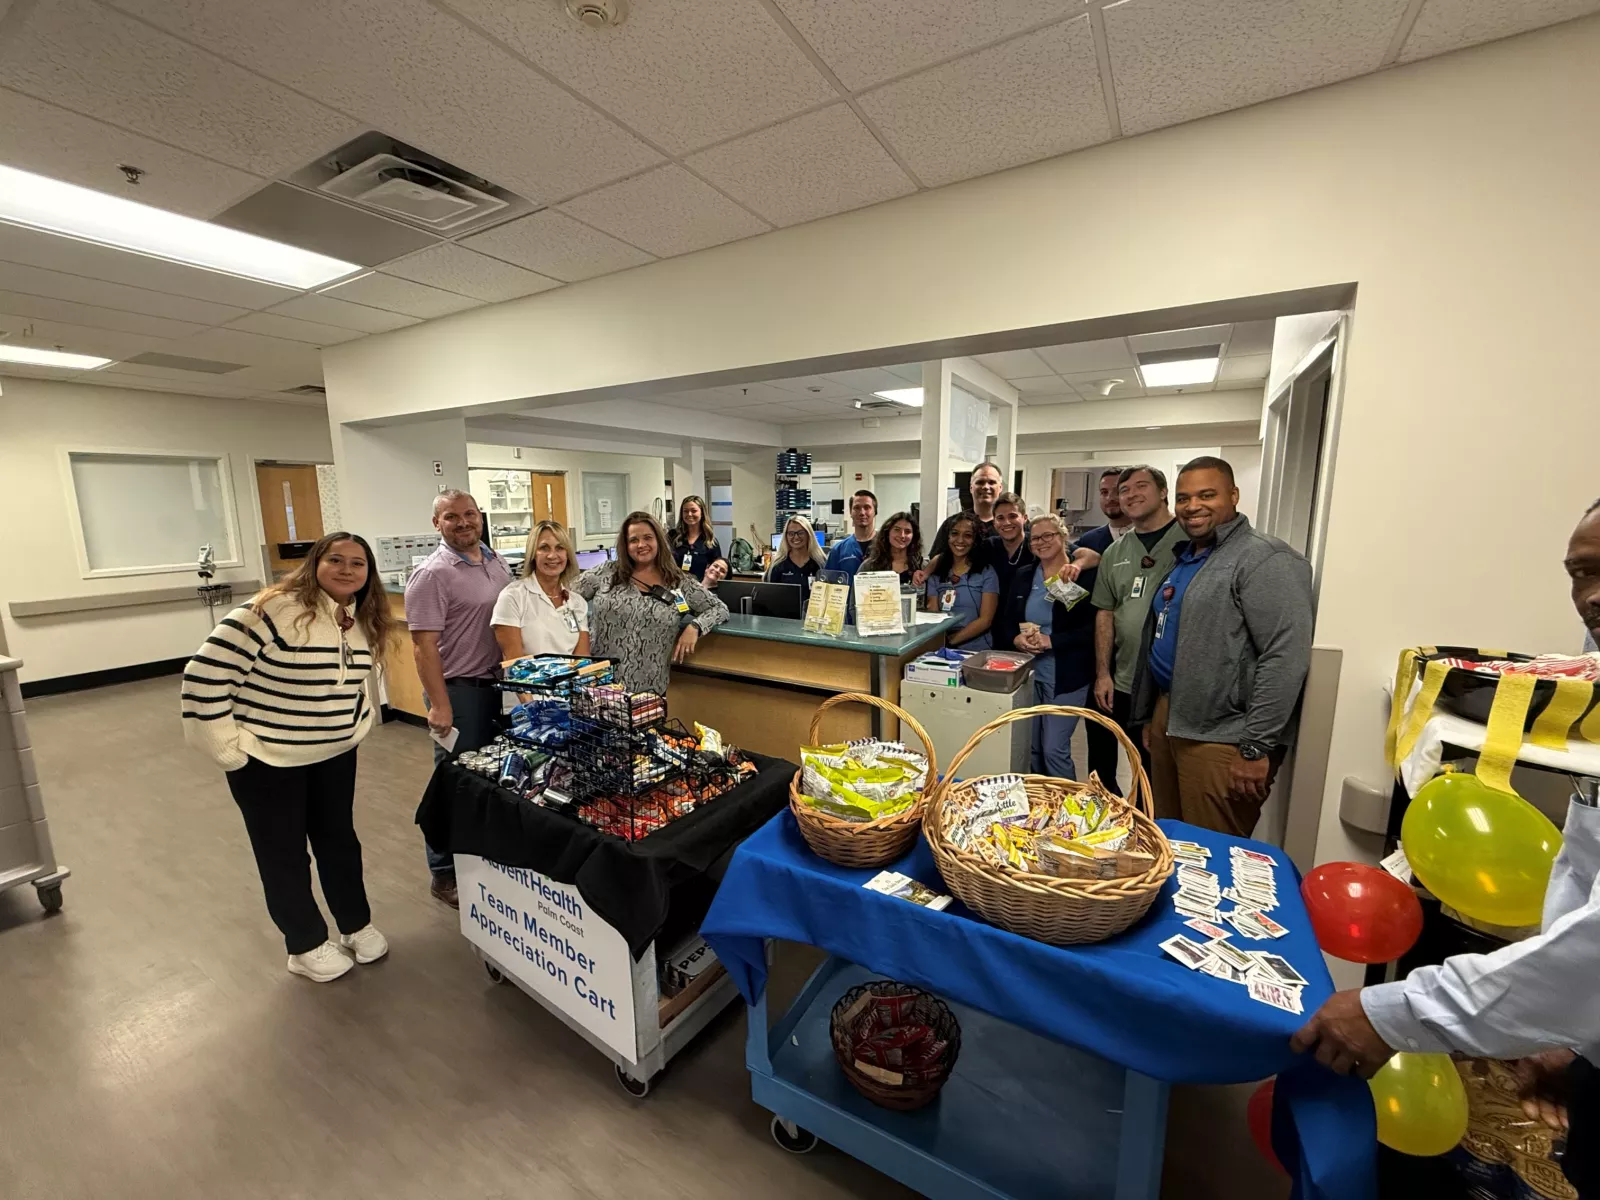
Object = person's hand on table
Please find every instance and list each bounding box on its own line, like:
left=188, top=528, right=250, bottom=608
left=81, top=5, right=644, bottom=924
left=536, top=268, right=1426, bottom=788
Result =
left=1229, top=749, right=1272, bottom=802
left=673, top=625, right=700, bottom=663
left=704, top=560, right=729, bottom=586
left=1290, top=989, right=1395, bottom=1078
left=1094, top=673, right=1115, bottom=712
left=426, top=701, right=454, bottom=737
left=1512, top=1048, right=1577, bottom=1130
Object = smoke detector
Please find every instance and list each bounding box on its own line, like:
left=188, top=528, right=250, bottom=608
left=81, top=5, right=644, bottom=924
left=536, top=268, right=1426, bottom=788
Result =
left=566, top=0, right=627, bottom=27
left=1093, top=378, right=1125, bottom=398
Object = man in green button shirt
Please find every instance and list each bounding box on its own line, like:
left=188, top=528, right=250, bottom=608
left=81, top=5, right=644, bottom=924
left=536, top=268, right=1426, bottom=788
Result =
left=1090, top=466, right=1183, bottom=780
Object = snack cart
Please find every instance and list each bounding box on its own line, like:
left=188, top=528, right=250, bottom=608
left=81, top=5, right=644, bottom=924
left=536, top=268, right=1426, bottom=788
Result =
left=0, top=656, right=69, bottom=914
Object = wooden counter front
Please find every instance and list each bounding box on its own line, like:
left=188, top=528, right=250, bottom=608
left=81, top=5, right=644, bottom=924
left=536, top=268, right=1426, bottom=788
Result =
left=382, top=593, right=428, bottom=719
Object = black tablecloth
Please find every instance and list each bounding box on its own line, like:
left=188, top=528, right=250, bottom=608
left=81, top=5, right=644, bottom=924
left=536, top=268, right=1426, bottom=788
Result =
left=416, top=753, right=794, bottom=958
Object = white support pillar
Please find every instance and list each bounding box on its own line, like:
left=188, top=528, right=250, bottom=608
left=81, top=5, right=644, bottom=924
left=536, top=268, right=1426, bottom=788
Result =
left=328, top=410, right=470, bottom=541
left=671, top=440, right=706, bottom=506
left=995, top=403, right=1018, bottom=495
left=918, top=360, right=954, bottom=531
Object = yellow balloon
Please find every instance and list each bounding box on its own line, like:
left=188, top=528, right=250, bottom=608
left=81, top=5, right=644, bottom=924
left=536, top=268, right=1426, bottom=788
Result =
left=1369, top=1052, right=1469, bottom=1157
left=1401, top=770, right=1562, bottom=927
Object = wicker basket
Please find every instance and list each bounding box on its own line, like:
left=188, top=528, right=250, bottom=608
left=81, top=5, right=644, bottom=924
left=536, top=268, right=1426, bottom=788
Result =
left=789, top=692, right=938, bottom=869
left=830, top=980, right=961, bottom=1111
left=924, top=706, right=1173, bottom=945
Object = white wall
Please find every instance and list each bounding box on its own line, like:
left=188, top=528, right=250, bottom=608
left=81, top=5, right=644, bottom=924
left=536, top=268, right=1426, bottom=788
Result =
left=466, top=442, right=667, bottom=548
left=1221, top=444, right=1265, bottom=521
left=0, top=377, right=333, bottom=683
left=322, top=20, right=1600, bottom=881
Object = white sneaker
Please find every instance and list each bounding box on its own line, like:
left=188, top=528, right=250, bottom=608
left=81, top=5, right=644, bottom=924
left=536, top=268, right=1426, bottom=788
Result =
left=288, top=941, right=354, bottom=982
left=339, top=924, right=389, bottom=964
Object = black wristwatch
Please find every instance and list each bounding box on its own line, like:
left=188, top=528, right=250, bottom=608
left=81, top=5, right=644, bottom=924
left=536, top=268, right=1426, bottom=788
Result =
left=1238, top=740, right=1271, bottom=761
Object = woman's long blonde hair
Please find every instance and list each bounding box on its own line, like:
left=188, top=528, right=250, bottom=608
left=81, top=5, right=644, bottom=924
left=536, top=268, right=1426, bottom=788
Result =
left=776, top=514, right=826, bottom=569
left=251, top=532, right=394, bottom=661
left=521, top=519, right=578, bottom=586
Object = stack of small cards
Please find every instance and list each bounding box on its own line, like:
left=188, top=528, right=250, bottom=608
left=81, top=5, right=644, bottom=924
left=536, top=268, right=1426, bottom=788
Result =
left=1159, top=839, right=1305, bottom=1013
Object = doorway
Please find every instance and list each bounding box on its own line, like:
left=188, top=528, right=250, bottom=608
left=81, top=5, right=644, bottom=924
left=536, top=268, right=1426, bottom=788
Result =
left=255, top=462, right=326, bottom=578
left=1260, top=333, right=1339, bottom=578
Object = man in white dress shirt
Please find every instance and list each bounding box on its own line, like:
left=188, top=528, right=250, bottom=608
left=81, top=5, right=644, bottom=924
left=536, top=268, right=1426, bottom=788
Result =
left=1292, top=499, right=1600, bottom=1194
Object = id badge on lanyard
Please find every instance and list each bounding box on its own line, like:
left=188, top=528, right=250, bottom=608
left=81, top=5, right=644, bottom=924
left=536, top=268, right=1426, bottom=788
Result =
left=560, top=606, right=579, bottom=633
left=672, top=588, right=690, bottom=615
left=1155, top=583, right=1176, bottom=639
left=680, top=552, right=693, bottom=573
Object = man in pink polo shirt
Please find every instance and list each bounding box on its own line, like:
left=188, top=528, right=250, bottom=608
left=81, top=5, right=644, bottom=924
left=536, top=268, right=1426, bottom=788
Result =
left=405, top=488, right=511, bottom=908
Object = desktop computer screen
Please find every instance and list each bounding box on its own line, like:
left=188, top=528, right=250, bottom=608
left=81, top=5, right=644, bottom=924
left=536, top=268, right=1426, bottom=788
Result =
left=716, top=580, right=803, bottom=620
left=574, top=549, right=608, bottom=570
left=770, top=533, right=783, bottom=552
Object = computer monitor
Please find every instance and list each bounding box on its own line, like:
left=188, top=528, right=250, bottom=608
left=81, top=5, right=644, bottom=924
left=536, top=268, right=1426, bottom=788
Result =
left=715, top=580, right=803, bottom=620
left=575, top=548, right=608, bottom=570
left=814, top=530, right=826, bottom=547
left=770, top=533, right=783, bottom=552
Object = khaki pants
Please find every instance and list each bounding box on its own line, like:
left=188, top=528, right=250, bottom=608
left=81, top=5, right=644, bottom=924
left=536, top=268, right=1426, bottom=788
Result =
left=1148, top=692, right=1283, bottom=837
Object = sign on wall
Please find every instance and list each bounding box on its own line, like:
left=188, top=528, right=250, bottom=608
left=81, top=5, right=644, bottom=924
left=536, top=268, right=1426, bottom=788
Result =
left=948, top=385, right=990, bottom=465
left=457, top=854, right=638, bottom=1062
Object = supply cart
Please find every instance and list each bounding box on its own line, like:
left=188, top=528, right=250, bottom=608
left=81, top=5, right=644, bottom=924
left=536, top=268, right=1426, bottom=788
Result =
left=0, top=656, right=69, bottom=914
left=417, top=752, right=792, bottom=1095
left=702, top=813, right=1377, bottom=1200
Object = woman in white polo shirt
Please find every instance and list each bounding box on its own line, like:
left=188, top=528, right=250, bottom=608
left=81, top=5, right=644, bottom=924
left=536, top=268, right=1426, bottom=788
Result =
left=492, top=520, right=590, bottom=665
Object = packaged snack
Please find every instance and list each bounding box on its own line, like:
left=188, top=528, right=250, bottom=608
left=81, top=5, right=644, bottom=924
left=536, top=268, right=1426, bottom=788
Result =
left=695, top=722, right=725, bottom=757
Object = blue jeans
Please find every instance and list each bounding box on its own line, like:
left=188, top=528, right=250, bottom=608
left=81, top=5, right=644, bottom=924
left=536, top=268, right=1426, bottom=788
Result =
left=1031, top=677, right=1090, bottom=781
left=424, top=682, right=501, bottom=878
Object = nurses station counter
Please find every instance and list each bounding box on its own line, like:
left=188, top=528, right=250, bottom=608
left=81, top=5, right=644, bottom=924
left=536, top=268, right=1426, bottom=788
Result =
left=667, top=614, right=956, bottom=757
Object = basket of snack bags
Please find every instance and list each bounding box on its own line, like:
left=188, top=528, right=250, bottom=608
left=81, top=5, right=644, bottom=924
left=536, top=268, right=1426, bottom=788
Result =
left=829, top=980, right=961, bottom=1112
left=924, top=706, right=1172, bottom=945
left=791, top=692, right=938, bottom=868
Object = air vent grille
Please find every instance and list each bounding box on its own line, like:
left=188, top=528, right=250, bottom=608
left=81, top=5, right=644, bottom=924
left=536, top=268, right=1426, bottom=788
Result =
left=285, top=384, right=327, bottom=396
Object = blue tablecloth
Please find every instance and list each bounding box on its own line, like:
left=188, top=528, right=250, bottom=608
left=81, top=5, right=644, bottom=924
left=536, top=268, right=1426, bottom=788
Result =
left=701, top=812, right=1375, bottom=1200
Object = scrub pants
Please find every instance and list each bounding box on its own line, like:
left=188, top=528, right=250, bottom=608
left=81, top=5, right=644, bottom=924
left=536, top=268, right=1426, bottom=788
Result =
left=1030, top=664, right=1090, bottom=781
left=423, top=680, right=501, bottom=878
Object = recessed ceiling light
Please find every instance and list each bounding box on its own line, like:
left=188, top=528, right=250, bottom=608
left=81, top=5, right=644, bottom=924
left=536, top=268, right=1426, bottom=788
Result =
left=0, top=344, right=111, bottom=369
left=872, top=387, right=924, bottom=408
left=0, top=164, right=361, bottom=290
left=1145, top=426, right=1163, bottom=431
left=1136, top=345, right=1220, bottom=388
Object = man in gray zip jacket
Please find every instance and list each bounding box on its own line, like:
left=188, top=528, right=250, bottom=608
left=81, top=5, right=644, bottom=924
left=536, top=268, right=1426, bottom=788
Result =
left=1130, top=456, right=1314, bottom=835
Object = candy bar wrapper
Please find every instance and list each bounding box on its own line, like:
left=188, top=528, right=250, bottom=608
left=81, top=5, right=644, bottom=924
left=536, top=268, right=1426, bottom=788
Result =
left=852, top=1059, right=904, bottom=1087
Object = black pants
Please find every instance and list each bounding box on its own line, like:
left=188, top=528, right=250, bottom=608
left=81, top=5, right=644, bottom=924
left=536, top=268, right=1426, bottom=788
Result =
left=1566, top=1055, right=1598, bottom=1196
left=227, top=750, right=370, bottom=956
left=424, top=680, right=502, bottom=879
left=1089, top=689, right=1152, bottom=796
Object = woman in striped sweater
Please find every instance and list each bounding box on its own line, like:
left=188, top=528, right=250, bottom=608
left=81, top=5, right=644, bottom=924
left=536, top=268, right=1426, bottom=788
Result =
left=182, top=532, right=395, bottom=983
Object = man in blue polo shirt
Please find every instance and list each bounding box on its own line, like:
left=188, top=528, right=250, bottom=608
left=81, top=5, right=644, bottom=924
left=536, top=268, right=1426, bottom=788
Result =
left=823, top=489, right=877, bottom=578
left=1130, top=456, right=1313, bottom=835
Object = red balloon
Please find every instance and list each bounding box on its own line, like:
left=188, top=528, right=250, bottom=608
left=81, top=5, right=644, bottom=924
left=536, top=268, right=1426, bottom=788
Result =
left=1301, top=861, right=1423, bottom=964
left=1247, top=1078, right=1284, bottom=1173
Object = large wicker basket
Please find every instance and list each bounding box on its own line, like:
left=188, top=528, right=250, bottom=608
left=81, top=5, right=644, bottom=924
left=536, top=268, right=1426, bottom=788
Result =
left=789, top=692, right=938, bottom=869
left=924, top=706, right=1173, bottom=944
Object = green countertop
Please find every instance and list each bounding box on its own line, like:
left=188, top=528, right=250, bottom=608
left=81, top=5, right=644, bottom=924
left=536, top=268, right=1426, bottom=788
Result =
left=703, top=614, right=956, bottom=656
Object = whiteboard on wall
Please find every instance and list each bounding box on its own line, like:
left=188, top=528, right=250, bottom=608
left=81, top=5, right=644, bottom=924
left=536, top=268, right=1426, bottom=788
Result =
left=66, top=450, right=239, bottom=576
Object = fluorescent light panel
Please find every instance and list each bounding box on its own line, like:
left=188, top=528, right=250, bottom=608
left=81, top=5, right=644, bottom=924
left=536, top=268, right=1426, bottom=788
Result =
left=0, top=344, right=112, bottom=369
left=1136, top=345, right=1220, bottom=388
left=872, top=387, right=924, bottom=407
left=0, top=164, right=361, bottom=290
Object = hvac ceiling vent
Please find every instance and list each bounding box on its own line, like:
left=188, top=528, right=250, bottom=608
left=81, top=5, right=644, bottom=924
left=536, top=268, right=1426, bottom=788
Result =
left=854, top=398, right=906, bottom=412
left=285, top=384, right=327, bottom=396
left=320, top=154, right=508, bottom=232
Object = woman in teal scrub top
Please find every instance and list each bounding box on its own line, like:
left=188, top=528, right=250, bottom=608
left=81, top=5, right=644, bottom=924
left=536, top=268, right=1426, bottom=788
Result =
left=922, top=512, right=999, bottom=650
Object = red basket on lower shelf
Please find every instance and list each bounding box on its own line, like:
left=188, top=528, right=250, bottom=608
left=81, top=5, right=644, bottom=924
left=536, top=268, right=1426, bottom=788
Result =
left=829, top=980, right=961, bottom=1111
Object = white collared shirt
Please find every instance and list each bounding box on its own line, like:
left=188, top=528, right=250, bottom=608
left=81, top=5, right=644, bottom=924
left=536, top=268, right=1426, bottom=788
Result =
left=491, top=576, right=589, bottom=658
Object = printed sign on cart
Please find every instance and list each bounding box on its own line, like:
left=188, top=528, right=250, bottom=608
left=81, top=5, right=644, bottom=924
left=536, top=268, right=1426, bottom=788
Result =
left=456, top=854, right=637, bottom=1062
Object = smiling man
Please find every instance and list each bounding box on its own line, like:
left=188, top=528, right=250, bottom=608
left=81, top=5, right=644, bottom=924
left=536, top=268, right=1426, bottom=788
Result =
left=1128, top=456, right=1313, bottom=834
left=968, top=460, right=1005, bottom=537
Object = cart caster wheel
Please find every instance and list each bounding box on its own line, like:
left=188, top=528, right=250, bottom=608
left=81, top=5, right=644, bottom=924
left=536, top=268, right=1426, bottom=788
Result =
left=37, top=885, right=63, bottom=914
left=770, top=1116, right=817, bottom=1154
left=484, top=962, right=506, bottom=985
left=615, top=1064, right=651, bottom=1099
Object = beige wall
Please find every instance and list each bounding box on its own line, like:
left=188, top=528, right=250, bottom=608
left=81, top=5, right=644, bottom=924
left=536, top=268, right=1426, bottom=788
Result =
left=466, top=442, right=667, bottom=548
left=0, top=377, right=333, bottom=683
left=323, top=21, right=1600, bottom=881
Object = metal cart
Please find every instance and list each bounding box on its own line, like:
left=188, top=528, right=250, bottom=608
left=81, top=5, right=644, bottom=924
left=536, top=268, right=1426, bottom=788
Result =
left=0, top=656, right=70, bottom=914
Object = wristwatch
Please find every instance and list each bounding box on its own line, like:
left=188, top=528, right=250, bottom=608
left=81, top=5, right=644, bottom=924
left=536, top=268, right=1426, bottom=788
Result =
left=1238, top=740, right=1271, bottom=762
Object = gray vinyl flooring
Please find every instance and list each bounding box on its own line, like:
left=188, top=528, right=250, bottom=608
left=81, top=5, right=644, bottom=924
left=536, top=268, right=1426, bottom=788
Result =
left=1, top=676, right=1286, bottom=1200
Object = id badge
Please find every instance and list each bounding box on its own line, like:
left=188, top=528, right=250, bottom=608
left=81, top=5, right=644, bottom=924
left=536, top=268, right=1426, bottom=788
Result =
left=561, top=607, right=579, bottom=633
left=1130, top=575, right=1146, bottom=599
left=1155, top=607, right=1168, bottom=639
left=680, top=553, right=693, bottom=572
left=940, top=588, right=956, bottom=613
left=672, top=589, right=690, bottom=614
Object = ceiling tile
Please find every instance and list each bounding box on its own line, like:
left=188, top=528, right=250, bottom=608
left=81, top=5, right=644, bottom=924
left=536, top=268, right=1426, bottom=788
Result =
left=0, top=86, right=264, bottom=218
left=0, top=222, right=297, bottom=309
left=1105, top=0, right=1409, bottom=136
left=1062, top=370, right=1145, bottom=399
left=107, top=0, right=662, bottom=201
left=0, top=260, right=249, bottom=325
left=1009, top=375, right=1069, bottom=395
left=1218, top=353, right=1271, bottom=382
left=222, top=363, right=327, bottom=391
left=0, top=0, right=360, bottom=177
left=158, top=327, right=323, bottom=374
left=973, top=348, right=1054, bottom=379
left=316, top=273, right=484, bottom=319
left=1025, top=391, right=1085, bottom=405
left=1128, top=324, right=1231, bottom=353
left=559, top=165, right=770, bottom=258
left=858, top=17, right=1111, bottom=187
left=1225, top=320, right=1275, bottom=356
left=93, top=367, right=265, bottom=397
left=462, top=210, right=655, bottom=283
left=226, top=312, right=366, bottom=345
left=0, top=288, right=208, bottom=340
left=0, top=310, right=160, bottom=360
left=268, top=294, right=421, bottom=334
left=772, top=0, right=1071, bottom=91
left=686, top=104, right=916, bottom=227
left=1399, top=0, right=1600, bottom=62
left=885, top=364, right=925, bottom=383
left=764, top=374, right=856, bottom=398
left=381, top=243, right=561, bottom=303
left=823, top=366, right=916, bottom=392
left=444, top=0, right=836, bottom=155
left=0, top=364, right=85, bottom=383
left=1036, top=337, right=1136, bottom=374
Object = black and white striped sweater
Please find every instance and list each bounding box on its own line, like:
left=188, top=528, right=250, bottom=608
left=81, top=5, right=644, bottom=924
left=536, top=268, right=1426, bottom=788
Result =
left=181, top=594, right=377, bottom=770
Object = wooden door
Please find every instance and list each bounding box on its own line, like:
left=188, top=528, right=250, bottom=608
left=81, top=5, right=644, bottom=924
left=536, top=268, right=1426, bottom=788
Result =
left=256, top=463, right=325, bottom=577
left=530, top=472, right=568, bottom=529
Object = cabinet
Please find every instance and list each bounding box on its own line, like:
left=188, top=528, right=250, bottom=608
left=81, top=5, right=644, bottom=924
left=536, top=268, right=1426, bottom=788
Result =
left=900, top=682, right=1032, bottom=776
